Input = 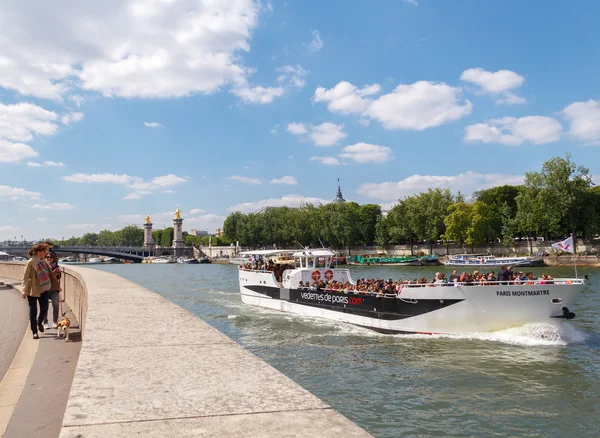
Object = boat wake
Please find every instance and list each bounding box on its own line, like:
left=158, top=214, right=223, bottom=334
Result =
left=394, top=322, right=588, bottom=347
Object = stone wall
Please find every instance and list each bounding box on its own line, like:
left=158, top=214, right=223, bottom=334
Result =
left=0, top=261, right=88, bottom=335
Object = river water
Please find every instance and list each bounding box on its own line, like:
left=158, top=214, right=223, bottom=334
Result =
left=92, top=263, right=600, bottom=437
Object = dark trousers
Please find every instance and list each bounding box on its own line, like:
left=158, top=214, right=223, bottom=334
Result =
left=27, top=291, right=49, bottom=334
left=44, top=291, right=60, bottom=324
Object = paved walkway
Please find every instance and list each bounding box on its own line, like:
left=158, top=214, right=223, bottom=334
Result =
left=0, top=279, right=81, bottom=438
left=0, top=281, right=27, bottom=382
left=60, top=266, right=371, bottom=437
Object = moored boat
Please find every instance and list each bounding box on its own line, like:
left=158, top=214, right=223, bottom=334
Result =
left=238, top=249, right=583, bottom=334
left=347, top=254, right=440, bottom=266
left=444, top=254, right=543, bottom=268
left=177, top=257, right=199, bottom=264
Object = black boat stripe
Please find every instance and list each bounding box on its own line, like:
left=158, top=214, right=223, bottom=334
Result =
left=244, top=285, right=463, bottom=321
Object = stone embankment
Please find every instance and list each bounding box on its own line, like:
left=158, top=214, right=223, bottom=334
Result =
left=0, top=262, right=370, bottom=437
left=543, top=256, right=600, bottom=267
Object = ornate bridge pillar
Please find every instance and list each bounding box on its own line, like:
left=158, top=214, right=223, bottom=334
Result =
left=172, top=209, right=184, bottom=257
left=143, top=215, right=155, bottom=250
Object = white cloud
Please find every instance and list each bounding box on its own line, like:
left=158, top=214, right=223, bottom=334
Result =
left=460, top=68, right=526, bottom=105
left=308, top=30, right=324, bottom=52
left=495, top=92, right=526, bottom=105
left=145, top=174, right=187, bottom=188
left=0, top=225, right=21, bottom=237
left=62, top=173, right=133, bottom=184
left=464, top=116, right=562, bottom=146
left=315, top=80, right=472, bottom=130
left=69, top=95, right=85, bottom=107
left=286, top=122, right=308, bottom=135
left=270, top=176, right=298, bottom=185
left=562, top=99, right=600, bottom=145
left=314, top=81, right=381, bottom=115
left=63, top=172, right=187, bottom=199
left=117, top=210, right=223, bottom=231
left=0, top=0, right=265, bottom=101
left=37, top=218, right=48, bottom=222
left=357, top=171, right=524, bottom=201
left=0, top=185, right=42, bottom=200
left=0, top=140, right=38, bottom=163
left=339, top=143, right=393, bottom=164
left=61, top=112, right=84, bottom=125
left=0, top=102, right=59, bottom=142
left=277, top=64, right=308, bottom=89
left=231, top=83, right=285, bottom=104
left=309, top=156, right=341, bottom=166
left=270, top=124, right=279, bottom=134
left=31, top=202, right=74, bottom=210
left=366, top=81, right=472, bottom=130
left=123, top=192, right=144, bottom=200
left=185, top=213, right=226, bottom=231
left=310, top=122, right=346, bottom=146
left=228, top=175, right=261, bottom=185
left=27, top=160, right=65, bottom=167
left=144, top=122, right=162, bottom=128
left=67, top=224, right=96, bottom=230
left=288, top=121, right=346, bottom=146
left=229, top=194, right=329, bottom=212
left=404, top=0, right=419, bottom=5
left=0, top=102, right=81, bottom=164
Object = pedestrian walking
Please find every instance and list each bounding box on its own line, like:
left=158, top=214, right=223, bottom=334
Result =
left=43, top=251, right=61, bottom=329
left=21, top=243, right=60, bottom=339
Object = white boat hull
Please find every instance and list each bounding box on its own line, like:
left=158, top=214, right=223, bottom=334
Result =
left=239, top=270, right=582, bottom=334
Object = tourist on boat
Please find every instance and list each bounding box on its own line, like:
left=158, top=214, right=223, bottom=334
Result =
left=449, top=270, right=459, bottom=282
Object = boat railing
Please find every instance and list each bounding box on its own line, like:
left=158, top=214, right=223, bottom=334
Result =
left=399, top=278, right=584, bottom=288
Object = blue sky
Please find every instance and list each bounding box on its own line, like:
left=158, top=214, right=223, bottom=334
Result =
left=1, top=0, right=600, bottom=241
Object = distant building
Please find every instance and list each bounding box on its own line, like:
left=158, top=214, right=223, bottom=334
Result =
left=190, top=229, right=208, bottom=237
left=332, top=179, right=346, bottom=203
left=215, top=228, right=223, bottom=238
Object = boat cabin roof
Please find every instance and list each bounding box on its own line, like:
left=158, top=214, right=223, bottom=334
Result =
left=239, top=249, right=296, bottom=256
left=292, top=249, right=335, bottom=258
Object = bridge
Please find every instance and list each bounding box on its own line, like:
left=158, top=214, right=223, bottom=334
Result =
left=0, top=245, right=193, bottom=263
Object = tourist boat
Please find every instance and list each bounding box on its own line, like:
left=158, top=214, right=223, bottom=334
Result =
left=238, top=249, right=583, bottom=334
left=347, top=254, right=440, bottom=266
left=444, top=254, right=543, bottom=268
left=87, top=257, right=104, bottom=264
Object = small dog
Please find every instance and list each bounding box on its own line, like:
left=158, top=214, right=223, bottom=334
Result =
left=56, top=312, right=71, bottom=341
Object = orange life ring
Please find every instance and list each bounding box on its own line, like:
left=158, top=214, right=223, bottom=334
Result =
left=312, top=270, right=321, bottom=282
left=324, top=269, right=334, bottom=281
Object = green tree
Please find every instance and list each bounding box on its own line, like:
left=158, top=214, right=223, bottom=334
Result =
left=443, top=202, right=472, bottom=247
left=374, top=216, right=390, bottom=248
left=78, top=232, right=98, bottom=246
left=97, top=229, right=114, bottom=246
left=466, top=201, right=493, bottom=250
left=474, top=185, right=522, bottom=240
left=160, top=227, right=173, bottom=247
left=357, top=204, right=382, bottom=245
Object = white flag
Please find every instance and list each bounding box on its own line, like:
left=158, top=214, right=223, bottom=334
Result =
left=552, top=236, right=574, bottom=253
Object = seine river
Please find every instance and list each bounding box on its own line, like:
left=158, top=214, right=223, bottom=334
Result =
left=93, top=263, right=600, bottom=437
